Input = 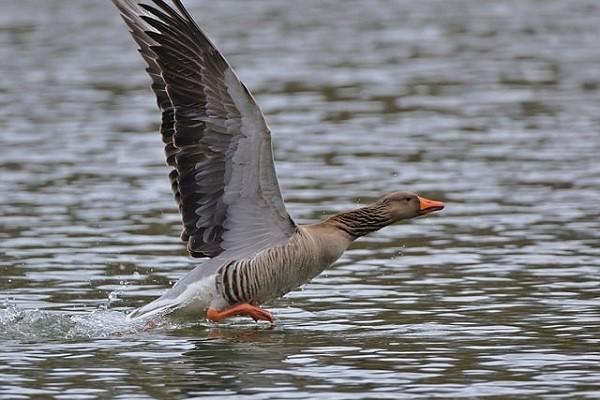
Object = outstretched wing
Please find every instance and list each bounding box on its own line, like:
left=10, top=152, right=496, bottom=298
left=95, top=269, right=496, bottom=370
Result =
left=114, top=0, right=295, bottom=258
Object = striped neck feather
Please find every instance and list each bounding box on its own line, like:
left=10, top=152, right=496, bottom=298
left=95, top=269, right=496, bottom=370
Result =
left=327, top=202, right=393, bottom=238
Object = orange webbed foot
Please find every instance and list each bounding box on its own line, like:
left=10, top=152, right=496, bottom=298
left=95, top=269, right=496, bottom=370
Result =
left=207, top=303, right=274, bottom=324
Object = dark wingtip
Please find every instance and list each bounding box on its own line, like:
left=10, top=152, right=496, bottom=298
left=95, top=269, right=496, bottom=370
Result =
left=187, top=237, right=223, bottom=258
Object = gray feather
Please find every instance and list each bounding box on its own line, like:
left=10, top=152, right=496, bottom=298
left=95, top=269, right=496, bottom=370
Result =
left=113, top=0, right=296, bottom=260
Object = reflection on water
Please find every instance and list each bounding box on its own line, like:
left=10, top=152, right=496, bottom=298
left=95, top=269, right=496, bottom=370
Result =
left=1, top=0, right=600, bottom=398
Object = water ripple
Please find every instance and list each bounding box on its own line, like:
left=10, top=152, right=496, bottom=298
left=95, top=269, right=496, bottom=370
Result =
left=1, top=0, right=600, bottom=398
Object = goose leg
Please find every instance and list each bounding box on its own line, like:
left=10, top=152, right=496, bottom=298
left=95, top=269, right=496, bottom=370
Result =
left=207, top=304, right=274, bottom=323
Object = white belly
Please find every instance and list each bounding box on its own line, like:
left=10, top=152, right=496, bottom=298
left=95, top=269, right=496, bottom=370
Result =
left=127, top=273, right=220, bottom=320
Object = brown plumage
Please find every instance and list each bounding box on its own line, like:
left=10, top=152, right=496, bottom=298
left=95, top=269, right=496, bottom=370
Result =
left=113, top=1, right=444, bottom=323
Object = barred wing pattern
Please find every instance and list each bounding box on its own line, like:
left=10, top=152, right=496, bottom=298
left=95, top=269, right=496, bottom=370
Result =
left=114, top=0, right=295, bottom=258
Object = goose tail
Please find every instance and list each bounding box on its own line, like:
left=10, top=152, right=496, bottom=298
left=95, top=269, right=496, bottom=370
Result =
left=126, top=298, right=179, bottom=321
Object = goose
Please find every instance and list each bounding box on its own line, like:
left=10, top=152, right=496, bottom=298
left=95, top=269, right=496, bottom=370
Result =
left=113, top=0, right=444, bottom=323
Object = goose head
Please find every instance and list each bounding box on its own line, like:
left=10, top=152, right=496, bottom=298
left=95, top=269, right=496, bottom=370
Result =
left=379, top=191, right=445, bottom=222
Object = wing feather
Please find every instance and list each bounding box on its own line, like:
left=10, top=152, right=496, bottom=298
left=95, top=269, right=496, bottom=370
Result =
left=113, top=0, right=296, bottom=258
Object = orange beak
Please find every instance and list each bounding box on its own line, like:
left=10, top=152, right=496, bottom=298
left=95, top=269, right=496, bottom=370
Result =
left=418, top=196, right=445, bottom=215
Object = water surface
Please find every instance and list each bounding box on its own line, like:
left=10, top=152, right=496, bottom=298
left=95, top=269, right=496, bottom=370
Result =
left=1, top=0, right=600, bottom=398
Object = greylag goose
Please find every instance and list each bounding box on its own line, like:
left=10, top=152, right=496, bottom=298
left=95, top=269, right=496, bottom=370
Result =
left=113, top=0, right=444, bottom=323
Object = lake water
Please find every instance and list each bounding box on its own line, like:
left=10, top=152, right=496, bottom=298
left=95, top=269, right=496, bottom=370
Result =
left=1, top=0, right=600, bottom=398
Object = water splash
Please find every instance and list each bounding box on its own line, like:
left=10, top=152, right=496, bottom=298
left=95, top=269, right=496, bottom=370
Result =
left=106, top=280, right=129, bottom=309
left=0, top=304, right=169, bottom=341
